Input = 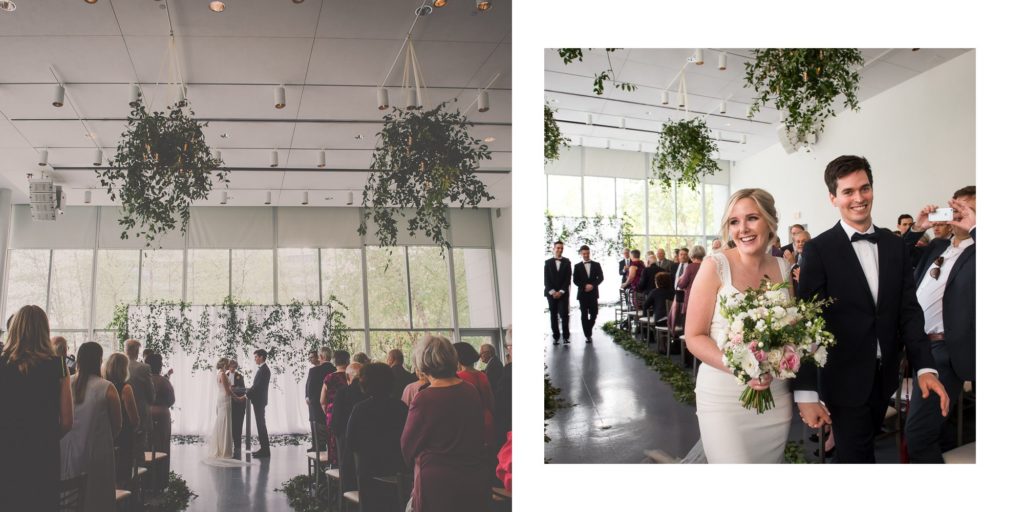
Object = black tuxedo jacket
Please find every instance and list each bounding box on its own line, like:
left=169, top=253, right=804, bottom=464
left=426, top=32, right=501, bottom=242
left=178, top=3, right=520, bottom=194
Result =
left=306, top=362, right=336, bottom=415
left=544, top=257, right=572, bottom=298
left=247, top=364, right=271, bottom=407
left=230, top=372, right=247, bottom=397
left=904, top=228, right=976, bottom=382
left=573, top=260, right=604, bottom=300
left=795, top=222, right=936, bottom=407
left=619, top=258, right=629, bottom=283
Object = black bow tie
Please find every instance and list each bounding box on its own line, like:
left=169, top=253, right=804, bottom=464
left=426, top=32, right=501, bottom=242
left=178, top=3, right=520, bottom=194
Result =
left=851, top=231, right=879, bottom=244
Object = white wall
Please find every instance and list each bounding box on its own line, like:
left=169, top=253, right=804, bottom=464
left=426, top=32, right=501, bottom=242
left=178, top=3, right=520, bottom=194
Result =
left=491, top=206, right=511, bottom=327
left=731, top=50, right=975, bottom=238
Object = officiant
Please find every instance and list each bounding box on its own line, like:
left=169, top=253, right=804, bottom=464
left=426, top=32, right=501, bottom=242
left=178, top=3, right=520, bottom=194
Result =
left=227, top=360, right=247, bottom=459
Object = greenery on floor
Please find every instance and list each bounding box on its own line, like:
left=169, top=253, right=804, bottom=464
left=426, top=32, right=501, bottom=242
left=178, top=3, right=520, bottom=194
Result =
left=601, top=321, right=697, bottom=405
left=784, top=441, right=810, bottom=464
left=145, top=471, right=197, bottom=512
left=275, top=474, right=333, bottom=512
left=544, top=365, right=570, bottom=444
left=172, top=433, right=310, bottom=447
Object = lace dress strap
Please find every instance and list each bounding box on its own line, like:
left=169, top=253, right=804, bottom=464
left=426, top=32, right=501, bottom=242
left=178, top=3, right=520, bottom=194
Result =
left=775, top=256, right=791, bottom=286
left=710, top=252, right=731, bottom=288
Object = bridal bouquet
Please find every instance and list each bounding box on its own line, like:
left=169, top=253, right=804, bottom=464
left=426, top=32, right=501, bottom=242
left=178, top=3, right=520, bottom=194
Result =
left=718, top=278, right=835, bottom=414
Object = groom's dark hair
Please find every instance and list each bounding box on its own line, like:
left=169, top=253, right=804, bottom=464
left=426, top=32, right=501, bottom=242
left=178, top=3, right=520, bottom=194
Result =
left=824, top=155, right=873, bottom=196
left=254, top=349, right=268, bottom=359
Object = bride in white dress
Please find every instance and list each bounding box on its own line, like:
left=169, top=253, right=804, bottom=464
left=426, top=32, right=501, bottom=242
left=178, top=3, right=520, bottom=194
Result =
left=684, top=188, right=793, bottom=463
left=204, top=357, right=249, bottom=467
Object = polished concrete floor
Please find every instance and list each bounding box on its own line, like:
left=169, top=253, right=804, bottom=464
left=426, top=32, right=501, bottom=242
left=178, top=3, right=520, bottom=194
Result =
left=169, top=443, right=307, bottom=511
left=544, top=306, right=901, bottom=463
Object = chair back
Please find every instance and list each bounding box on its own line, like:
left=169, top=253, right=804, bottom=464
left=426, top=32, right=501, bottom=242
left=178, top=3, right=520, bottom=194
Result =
left=59, top=473, right=88, bottom=512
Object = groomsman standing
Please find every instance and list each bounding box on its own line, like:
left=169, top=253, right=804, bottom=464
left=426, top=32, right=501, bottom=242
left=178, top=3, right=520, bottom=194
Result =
left=573, top=245, right=604, bottom=344
left=795, top=155, right=948, bottom=463
left=903, top=186, right=976, bottom=462
left=544, top=241, right=572, bottom=345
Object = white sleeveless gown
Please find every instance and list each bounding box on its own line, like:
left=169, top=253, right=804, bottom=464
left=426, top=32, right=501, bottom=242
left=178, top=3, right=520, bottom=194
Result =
left=695, top=252, right=793, bottom=463
left=203, top=371, right=250, bottom=467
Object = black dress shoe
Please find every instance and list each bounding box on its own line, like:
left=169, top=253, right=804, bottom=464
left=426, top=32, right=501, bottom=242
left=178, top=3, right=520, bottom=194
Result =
left=552, top=339, right=560, bottom=345
left=564, top=337, right=571, bottom=343
left=585, top=337, right=593, bottom=343
left=252, top=450, right=271, bottom=458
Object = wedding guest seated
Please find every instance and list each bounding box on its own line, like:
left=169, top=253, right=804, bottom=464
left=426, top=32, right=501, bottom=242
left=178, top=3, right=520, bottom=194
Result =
left=620, top=249, right=645, bottom=312
left=61, top=341, right=119, bottom=512
left=669, top=245, right=705, bottom=334
left=493, top=326, right=512, bottom=445
left=401, top=335, right=490, bottom=512
left=345, top=362, right=409, bottom=512
left=147, top=353, right=175, bottom=488
left=454, top=342, right=496, bottom=450
left=637, top=252, right=659, bottom=294
left=105, top=352, right=140, bottom=488
left=332, top=362, right=366, bottom=487
left=52, top=335, right=76, bottom=375
left=401, top=369, right=429, bottom=407
left=0, top=305, right=72, bottom=512
left=353, top=352, right=371, bottom=366
left=321, top=350, right=350, bottom=465
left=387, top=348, right=418, bottom=399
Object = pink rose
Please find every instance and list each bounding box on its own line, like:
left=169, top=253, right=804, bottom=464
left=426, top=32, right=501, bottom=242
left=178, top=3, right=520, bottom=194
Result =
left=780, top=345, right=800, bottom=372
left=732, top=332, right=745, bottom=344
left=754, top=350, right=767, bottom=362
left=747, top=341, right=759, bottom=352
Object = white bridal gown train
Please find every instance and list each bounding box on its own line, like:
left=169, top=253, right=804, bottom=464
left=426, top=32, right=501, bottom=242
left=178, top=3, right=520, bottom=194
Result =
left=693, top=252, right=793, bottom=463
left=203, top=370, right=250, bottom=467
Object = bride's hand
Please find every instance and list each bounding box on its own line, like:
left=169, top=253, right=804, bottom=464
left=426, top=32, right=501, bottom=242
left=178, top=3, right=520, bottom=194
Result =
left=747, top=373, right=772, bottom=391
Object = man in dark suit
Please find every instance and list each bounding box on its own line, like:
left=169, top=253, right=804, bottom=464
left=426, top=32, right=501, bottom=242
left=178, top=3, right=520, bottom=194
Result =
left=618, top=248, right=631, bottom=283
left=247, top=349, right=272, bottom=457
left=573, top=245, right=604, bottom=343
left=125, top=340, right=154, bottom=450
left=227, top=360, right=247, bottom=459
left=902, top=187, right=976, bottom=462
left=795, top=155, right=949, bottom=463
left=479, top=343, right=504, bottom=385
left=386, top=349, right=417, bottom=398
left=780, top=223, right=806, bottom=255
left=305, top=347, right=336, bottom=450
left=544, top=240, right=572, bottom=345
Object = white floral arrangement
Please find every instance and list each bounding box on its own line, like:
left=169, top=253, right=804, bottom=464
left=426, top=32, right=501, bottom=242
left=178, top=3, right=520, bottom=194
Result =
left=719, top=278, right=835, bottom=413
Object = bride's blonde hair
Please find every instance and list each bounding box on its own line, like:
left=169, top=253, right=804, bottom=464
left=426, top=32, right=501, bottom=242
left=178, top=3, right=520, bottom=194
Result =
left=215, top=357, right=230, bottom=370
left=718, top=188, right=779, bottom=248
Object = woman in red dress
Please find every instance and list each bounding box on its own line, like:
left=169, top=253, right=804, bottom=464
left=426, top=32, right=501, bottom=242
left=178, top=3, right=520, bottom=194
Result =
left=320, top=350, right=350, bottom=465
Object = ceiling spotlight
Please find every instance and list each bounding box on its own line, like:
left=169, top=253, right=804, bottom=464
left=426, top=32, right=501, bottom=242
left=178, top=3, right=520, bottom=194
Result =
left=93, top=148, right=103, bottom=166
left=677, top=93, right=686, bottom=108
left=619, top=117, right=626, bottom=129
left=264, top=191, right=272, bottom=205
left=129, top=83, right=141, bottom=105
left=270, top=149, right=279, bottom=168
left=433, top=0, right=447, bottom=7
left=483, top=136, right=496, bottom=143
left=52, top=84, right=65, bottom=107
left=0, top=0, right=16, bottom=11
left=85, top=0, right=98, bottom=4
left=38, top=148, right=48, bottom=167
left=661, top=90, right=669, bottom=105
left=740, top=134, right=747, bottom=144
left=694, top=48, right=704, bottom=65
left=746, top=105, right=753, bottom=119
left=177, top=85, right=187, bottom=104
left=209, top=1, right=225, bottom=13
left=912, top=48, right=921, bottom=51
left=477, top=90, right=490, bottom=113
left=476, top=0, right=491, bottom=11
left=719, top=100, right=726, bottom=114
left=301, top=191, right=309, bottom=206
left=346, top=191, right=354, bottom=206
left=377, top=88, right=390, bottom=110
left=585, top=114, right=592, bottom=125
left=220, top=191, right=228, bottom=205
left=84, top=190, right=92, bottom=204
left=718, top=52, right=727, bottom=70
left=274, top=85, right=286, bottom=109
left=317, top=149, right=326, bottom=168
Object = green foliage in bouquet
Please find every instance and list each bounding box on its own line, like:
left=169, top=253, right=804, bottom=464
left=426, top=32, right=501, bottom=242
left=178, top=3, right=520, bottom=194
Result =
left=744, top=48, right=864, bottom=144
left=98, top=99, right=228, bottom=247
left=652, top=117, right=722, bottom=191
left=544, top=103, right=570, bottom=163
left=359, top=103, right=493, bottom=252
left=557, top=48, right=637, bottom=95
left=602, top=322, right=697, bottom=405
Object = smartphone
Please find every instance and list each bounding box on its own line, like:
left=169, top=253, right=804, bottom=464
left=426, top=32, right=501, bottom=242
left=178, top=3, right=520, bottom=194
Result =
left=928, top=207, right=954, bottom=222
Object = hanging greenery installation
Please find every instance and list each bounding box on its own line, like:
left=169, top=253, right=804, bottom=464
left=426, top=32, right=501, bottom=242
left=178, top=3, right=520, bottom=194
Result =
left=359, top=103, right=493, bottom=251
left=651, top=117, right=721, bottom=191
left=544, top=103, right=570, bottom=163
left=98, top=99, right=228, bottom=246
left=744, top=48, right=864, bottom=144
left=557, top=48, right=638, bottom=95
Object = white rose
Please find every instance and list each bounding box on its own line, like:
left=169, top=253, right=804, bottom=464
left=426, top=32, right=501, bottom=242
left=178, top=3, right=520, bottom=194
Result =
left=755, top=319, right=767, bottom=332
left=813, top=346, right=828, bottom=366
left=741, top=350, right=760, bottom=379
left=731, top=319, right=745, bottom=333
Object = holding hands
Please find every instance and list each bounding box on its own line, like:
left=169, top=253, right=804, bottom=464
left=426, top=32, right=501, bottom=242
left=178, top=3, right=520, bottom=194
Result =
left=797, top=401, right=832, bottom=429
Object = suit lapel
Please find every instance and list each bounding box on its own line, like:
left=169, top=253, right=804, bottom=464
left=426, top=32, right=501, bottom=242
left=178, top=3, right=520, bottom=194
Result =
left=829, top=222, right=876, bottom=308
left=946, top=242, right=975, bottom=286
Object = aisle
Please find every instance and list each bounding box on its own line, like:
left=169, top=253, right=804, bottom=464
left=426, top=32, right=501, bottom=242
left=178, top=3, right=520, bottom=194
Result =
left=169, top=443, right=307, bottom=511
left=544, top=306, right=901, bottom=463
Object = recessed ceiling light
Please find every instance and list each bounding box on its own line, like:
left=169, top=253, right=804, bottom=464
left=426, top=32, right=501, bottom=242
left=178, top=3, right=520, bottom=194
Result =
left=209, top=1, right=225, bottom=13
left=325, top=196, right=334, bottom=201
left=84, top=0, right=97, bottom=4
left=354, top=134, right=364, bottom=140
left=415, top=5, right=432, bottom=16
left=292, top=0, right=304, bottom=3
left=219, top=133, right=229, bottom=139
left=476, top=0, right=491, bottom=11
left=483, top=136, right=496, bottom=143
left=274, top=86, right=286, bottom=109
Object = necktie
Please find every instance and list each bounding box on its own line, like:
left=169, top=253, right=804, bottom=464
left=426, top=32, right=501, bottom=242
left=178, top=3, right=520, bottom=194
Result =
left=851, top=232, right=879, bottom=244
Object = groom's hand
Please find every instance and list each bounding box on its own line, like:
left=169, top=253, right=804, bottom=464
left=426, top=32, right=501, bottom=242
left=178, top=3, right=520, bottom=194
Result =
left=918, top=373, right=950, bottom=416
left=797, top=401, right=832, bottom=429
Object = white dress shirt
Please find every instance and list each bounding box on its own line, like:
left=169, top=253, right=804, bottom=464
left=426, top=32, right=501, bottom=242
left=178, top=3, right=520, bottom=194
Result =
left=551, top=258, right=566, bottom=295
left=795, top=220, right=934, bottom=405
left=916, top=237, right=974, bottom=334
left=674, top=262, right=688, bottom=290
left=583, top=260, right=591, bottom=277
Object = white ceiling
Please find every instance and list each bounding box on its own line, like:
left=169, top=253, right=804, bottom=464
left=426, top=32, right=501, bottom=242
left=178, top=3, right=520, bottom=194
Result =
left=545, top=48, right=969, bottom=163
left=0, top=0, right=511, bottom=206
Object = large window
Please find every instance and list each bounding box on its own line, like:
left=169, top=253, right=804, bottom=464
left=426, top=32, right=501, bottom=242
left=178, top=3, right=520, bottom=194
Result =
left=321, top=249, right=365, bottom=329
left=187, top=249, right=229, bottom=304
left=546, top=175, right=582, bottom=216
left=48, top=250, right=93, bottom=330
left=140, top=250, right=183, bottom=302
left=231, top=250, right=273, bottom=304
left=4, top=249, right=49, bottom=321
left=365, top=247, right=410, bottom=329
left=453, top=248, right=498, bottom=328
left=408, top=247, right=453, bottom=329
left=94, top=251, right=140, bottom=328
left=278, top=248, right=319, bottom=303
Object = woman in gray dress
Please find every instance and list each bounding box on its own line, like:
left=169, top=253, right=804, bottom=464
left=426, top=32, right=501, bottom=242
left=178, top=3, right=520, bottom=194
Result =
left=61, top=341, right=121, bottom=512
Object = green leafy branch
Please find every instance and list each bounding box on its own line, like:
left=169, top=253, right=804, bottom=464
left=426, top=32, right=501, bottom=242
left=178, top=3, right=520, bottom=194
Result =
left=652, top=117, right=722, bottom=191
left=557, top=48, right=637, bottom=95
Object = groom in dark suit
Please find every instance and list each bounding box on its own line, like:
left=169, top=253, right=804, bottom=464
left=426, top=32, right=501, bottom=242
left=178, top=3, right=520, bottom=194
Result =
left=902, top=186, right=976, bottom=462
left=247, top=349, right=272, bottom=458
left=795, top=155, right=949, bottom=463
left=573, top=245, right=604, bottom=343
left=544, top=240, right=572, bottom=345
